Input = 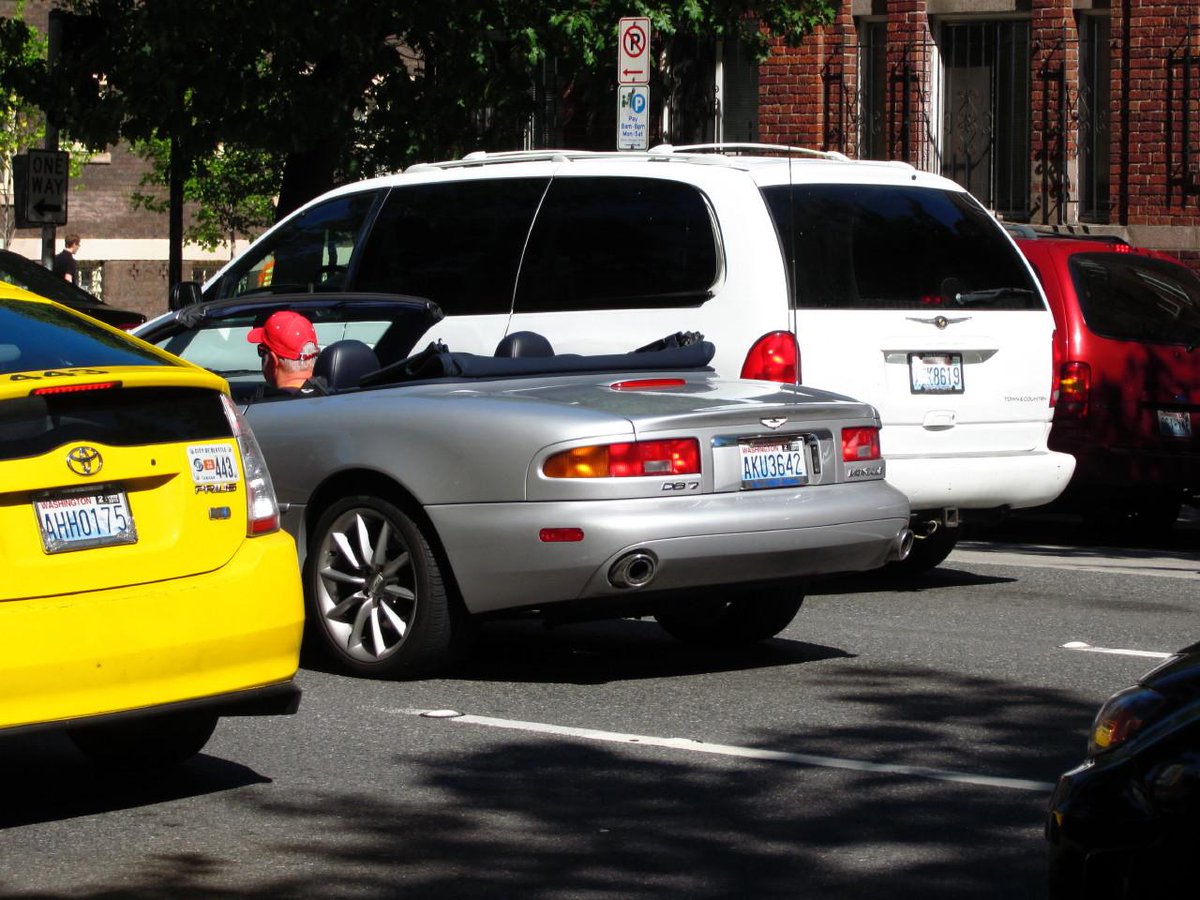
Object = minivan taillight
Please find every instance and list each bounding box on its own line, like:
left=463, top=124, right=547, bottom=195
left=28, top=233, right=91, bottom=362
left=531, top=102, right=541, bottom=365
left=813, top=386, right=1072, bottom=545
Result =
left=220, top=394, right=282, bottom=535
left=1057, top=361, right=1091, bottom=419
left=741, top=331, right=799, bottom=383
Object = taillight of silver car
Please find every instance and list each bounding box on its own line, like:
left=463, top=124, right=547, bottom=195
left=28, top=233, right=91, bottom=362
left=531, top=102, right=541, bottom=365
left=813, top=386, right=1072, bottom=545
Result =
left=741, top=331, right=799, bottom=383
left=219, top=394, right=281, bottom=535
left=842, top=426, right=881, bottom=462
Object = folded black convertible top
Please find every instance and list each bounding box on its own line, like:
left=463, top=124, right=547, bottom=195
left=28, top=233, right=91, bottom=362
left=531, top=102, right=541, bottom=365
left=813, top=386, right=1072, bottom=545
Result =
left=363, top=337, right=716, bottom=386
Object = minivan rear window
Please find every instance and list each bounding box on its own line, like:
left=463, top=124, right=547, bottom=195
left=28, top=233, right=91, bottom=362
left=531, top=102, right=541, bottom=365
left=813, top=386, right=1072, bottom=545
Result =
left=1069, top=253, right=1200, bottom=346
left=763, top=184, right=1043, bottom=311
left=515, top=177, right=719, bottom=311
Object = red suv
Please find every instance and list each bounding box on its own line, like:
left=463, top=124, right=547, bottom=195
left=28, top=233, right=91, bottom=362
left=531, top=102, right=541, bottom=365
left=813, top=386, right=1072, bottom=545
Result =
left=1015, top=232, right=1200, bottom=532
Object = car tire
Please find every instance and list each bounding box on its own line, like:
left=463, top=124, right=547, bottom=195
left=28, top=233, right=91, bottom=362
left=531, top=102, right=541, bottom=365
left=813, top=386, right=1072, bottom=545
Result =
left=653, top=589, right=804, bottom=646
left=68, top=711, right=218, bottom=770
left=887, top=524, right=959, bottom=574
left=304, top=495, right=454, bottom=679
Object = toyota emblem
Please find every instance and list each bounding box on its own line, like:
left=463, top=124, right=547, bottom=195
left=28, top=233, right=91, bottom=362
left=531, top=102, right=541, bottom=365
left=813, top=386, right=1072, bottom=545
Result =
left=66, top=445, right=103, bottom=477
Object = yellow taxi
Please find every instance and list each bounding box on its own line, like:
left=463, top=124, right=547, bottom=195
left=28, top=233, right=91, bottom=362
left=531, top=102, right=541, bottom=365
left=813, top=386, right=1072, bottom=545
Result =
left=0, top=283, right=303, bottom=768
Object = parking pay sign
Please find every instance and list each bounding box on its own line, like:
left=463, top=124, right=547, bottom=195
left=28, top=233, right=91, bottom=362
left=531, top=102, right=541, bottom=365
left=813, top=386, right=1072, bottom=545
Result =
left=618, top=85, right=650, bottom=150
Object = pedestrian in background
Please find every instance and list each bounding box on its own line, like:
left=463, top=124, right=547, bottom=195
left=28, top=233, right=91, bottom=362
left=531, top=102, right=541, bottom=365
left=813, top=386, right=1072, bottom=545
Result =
left=53, top=234, right=80, bottom=283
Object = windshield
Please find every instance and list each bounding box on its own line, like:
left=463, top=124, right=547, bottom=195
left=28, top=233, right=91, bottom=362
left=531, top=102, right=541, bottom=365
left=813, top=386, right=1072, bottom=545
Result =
left=763, top=184, right=1044, bottom=311
left=0, top=298, right=168, bottom=374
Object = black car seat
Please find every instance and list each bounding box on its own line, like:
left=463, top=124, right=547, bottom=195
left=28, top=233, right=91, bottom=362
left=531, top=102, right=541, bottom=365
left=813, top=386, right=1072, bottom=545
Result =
left=494, top=331, right=554, bottom=358
left=309, top=339, right=379, bottom=392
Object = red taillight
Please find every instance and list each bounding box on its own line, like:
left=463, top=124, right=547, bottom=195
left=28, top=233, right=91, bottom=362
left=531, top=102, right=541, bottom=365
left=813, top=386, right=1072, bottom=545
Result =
left=543, top=439, right=701, bottom=478
left=741, top=331, right=798, bottom=383
left=1057, top=361, right=1091, bottom=419
left=31, top=381, right=121, bottom=395
left=219, top=394, right=281, bottom=535
left=842, top=426, right=881, bottom=462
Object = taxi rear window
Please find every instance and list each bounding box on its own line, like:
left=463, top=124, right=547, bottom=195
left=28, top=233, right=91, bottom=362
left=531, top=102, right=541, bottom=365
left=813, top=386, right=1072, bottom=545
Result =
left=0, top=386, right=232, bottom=462
left=0, top=298, right=168, bottom=374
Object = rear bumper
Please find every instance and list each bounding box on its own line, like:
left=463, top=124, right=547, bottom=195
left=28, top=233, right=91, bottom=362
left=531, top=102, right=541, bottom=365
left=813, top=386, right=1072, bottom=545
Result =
left=0, top=531, right=304, bottom=731
left=427, top=481, right=911, bottom=614
left=886, top=449, right=1075, bottom=511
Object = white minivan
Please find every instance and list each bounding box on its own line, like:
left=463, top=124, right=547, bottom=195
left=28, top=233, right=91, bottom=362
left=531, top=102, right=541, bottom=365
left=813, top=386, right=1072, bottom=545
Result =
left=194, top=145, right=1075, bottom=571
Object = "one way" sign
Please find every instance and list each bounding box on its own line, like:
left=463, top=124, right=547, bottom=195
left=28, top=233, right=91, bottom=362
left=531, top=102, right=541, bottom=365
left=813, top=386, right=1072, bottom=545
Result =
left=16, top=150, right=70, bottom=227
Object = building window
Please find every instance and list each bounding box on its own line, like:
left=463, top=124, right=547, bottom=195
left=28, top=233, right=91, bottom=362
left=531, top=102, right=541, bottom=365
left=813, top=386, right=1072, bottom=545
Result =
left=859, top=21, right=888, bottom=160
left=717, top=39, right=759, bottom=143
left=940, top=20, right=1031, bottom=219
left=77, top=263, right=103, bottom=300
left=1079, top=13, right=1111, bottom=222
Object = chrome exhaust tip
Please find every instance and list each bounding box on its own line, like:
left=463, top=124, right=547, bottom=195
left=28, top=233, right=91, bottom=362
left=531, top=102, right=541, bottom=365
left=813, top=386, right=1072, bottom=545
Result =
left=888, top=529, right=914, bottom=562
left=608, top=550, right=658, bottom=589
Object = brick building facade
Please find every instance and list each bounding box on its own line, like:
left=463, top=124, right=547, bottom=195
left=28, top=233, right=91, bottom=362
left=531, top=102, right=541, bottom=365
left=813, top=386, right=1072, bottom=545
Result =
left=756, top=0, right=1200, bottom=268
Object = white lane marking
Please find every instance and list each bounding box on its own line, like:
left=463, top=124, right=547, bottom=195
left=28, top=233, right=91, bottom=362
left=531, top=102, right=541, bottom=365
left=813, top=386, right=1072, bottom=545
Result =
left=398, top=709, right=1055, bottom=793
left=951, top=547, right=1199, bottom=579
left=1062, top=641, right=1172, bottom=659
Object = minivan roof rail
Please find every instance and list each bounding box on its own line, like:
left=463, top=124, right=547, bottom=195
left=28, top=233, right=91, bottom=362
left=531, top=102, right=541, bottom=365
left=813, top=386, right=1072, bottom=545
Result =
left=652, top=142, right=851, bottom=161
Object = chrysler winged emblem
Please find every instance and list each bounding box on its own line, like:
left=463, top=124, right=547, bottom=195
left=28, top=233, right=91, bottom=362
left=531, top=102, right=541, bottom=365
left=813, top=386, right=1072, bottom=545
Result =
left=907, top=315, right=969, bottom=330
left=66, top=445, right=103, bottom=477
left=760, top=417, right=788, bottom=430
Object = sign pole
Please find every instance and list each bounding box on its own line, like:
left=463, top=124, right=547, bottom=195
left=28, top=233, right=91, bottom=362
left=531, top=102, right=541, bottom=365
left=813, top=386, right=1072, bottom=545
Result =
left=41, top=11, right=63, bottom=268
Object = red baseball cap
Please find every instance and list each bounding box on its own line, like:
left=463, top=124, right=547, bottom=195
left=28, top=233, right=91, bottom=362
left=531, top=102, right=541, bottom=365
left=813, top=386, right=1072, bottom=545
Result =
left=247, top=310, right=319, bottom=360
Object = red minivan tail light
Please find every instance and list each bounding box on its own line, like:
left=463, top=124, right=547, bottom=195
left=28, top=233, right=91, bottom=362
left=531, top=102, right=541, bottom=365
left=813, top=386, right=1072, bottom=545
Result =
left=842, top=427, right=881, bottom=462
left=741, top=331, right=799, bottom=383
left=1057, top=361, right=1091, bottom=419
left=544, top=439, right=701, bottom=478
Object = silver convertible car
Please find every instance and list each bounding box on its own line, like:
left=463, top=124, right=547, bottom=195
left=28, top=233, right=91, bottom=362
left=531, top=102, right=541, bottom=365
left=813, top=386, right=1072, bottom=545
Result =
left=137, top=294, right=912, bottom=678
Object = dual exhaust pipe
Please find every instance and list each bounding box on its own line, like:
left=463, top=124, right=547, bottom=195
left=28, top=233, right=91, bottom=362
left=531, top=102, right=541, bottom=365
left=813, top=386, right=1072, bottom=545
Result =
left=889, top=528, right=915, bottom=562
left=608, top=550, right=658, bottom=589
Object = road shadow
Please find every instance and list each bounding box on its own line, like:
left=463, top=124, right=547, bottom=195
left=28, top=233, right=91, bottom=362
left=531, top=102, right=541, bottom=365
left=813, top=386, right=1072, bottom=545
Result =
left=450, top=616, right=854, bottom=685
left=0, top=659, right=1089, bottom=899
left=0, top=729, right=270, bottom=830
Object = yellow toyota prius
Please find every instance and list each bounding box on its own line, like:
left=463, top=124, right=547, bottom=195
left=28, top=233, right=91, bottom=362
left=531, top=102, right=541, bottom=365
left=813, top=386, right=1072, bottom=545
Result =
left=0, top=283, right=303, bottom=768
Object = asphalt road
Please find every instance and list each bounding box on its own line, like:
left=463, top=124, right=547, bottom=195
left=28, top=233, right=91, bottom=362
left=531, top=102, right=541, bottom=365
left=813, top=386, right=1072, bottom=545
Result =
left=2, top=510, right=1196, bottom=899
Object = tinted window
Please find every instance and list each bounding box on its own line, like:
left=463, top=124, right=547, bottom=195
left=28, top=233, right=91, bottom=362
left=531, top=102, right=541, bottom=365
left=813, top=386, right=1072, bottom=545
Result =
left=764, top=184, right=1043, bottom=310
left=0, top=387, right=231, bottom=461
left=1069, top=253, right=1200, bottom=345
left=0, top=298, right=168, bottom=374
left=355, top=178, right=549, bottom=315
left=515, top=177, right=719, bottom=312
left=214, top=191, right=381, bottom=298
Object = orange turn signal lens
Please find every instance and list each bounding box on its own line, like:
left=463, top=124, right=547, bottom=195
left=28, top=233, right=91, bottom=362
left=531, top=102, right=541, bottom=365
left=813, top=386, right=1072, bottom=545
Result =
left=543, top=439, right=701, bottom=478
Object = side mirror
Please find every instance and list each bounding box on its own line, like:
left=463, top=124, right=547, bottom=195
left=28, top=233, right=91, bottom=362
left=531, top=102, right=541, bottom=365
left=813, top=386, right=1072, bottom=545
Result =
left=169, top=280, right=203, bottom=311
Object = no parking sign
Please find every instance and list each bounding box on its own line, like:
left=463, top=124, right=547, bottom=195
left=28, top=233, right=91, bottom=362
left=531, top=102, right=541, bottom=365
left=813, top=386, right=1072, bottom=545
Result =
left=617, top=17, right=651, bottom=150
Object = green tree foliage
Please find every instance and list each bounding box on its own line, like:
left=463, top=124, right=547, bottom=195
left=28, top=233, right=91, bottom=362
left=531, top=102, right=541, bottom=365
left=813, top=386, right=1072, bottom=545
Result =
left=3, top=0, right=835, bottom=240
left=0, top=2, right=46, bottom=248
left=131, top=139, right=280, bottom=253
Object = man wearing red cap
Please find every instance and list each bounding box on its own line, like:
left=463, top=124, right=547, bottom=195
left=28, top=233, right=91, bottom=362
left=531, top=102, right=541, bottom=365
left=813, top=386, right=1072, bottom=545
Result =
left=247, top=310, right=320, bottom=393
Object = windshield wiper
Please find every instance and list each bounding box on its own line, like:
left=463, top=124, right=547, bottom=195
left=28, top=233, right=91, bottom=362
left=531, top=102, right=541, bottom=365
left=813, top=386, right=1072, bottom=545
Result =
left=954, top=287, right=1035, bottom=306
